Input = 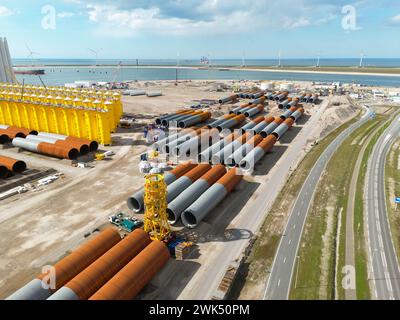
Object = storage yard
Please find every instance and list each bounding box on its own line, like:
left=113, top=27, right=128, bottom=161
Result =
left=0, top=79, right=363, bottom=300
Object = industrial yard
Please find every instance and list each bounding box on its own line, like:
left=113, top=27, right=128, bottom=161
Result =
left=0, top=74, right=379, bottom=300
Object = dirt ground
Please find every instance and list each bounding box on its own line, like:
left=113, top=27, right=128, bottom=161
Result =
left=0, top=80, right=359, bottom=299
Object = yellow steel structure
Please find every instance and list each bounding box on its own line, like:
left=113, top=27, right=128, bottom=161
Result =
left=143, top=173, right=171, bottom=241
left=0, top=83, right=124, bottom=144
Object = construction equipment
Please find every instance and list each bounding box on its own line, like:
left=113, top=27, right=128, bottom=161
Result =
left=95, top=153, right=106, bottom=161
left=143, top=173, right=170, bottom=241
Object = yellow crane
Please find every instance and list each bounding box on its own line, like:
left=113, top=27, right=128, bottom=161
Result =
left=143, top=173, right=170, bottom=241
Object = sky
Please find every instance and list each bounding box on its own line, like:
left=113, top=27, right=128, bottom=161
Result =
left=0, top=0, right=399, bottom=59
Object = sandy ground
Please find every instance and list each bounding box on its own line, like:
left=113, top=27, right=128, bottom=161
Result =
left=0, top=81, right=362, bottom=299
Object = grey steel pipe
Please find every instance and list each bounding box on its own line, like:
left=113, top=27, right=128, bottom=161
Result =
left=162, top=112, right=195, bottom=127
left=26, top=134, right=60, bottom=144
left=198, top=137, right=229, bottom=163
left=211, top=133, right=250, bottom=165
left=244, top=105, right=264, bottom=118
left=178, top=112, right=210, bottom=129
left=290, top=108, right=304, bottom=122
left=226, top=134, right=263, bottom=167
left=238, top=135, right=278, bottom=172
left=275, top=93, right=287, bottom=101
left=280, top=108, right=295, bottom=120
left=163, top=129, right=200, bottom=154
left=216, top=114, right=246, bottom=132
left=246, top=116, right=275, bottom=135
left=127, top=162, right=197, bottom=212
left=181, top=168, right=243, bottom=228
left=249, top=97, right=265, bottom=105
left=218, top=94, right=238, bottom=104
left=250, top=91, right=265, bottom=99
left=166, top=164, right=211, bottom=203
left=260, top=118, right=284, bottom=138
left=239, top=116, right=264, bottom=133
left=12, top=137, right=40, bottom=152
left=271, top=118, right=294, bottom=140
left=175, top=129, right=219, bottom=158
left=278, top=99, right=291, bottom=109
left=167, top=165, right=226, bottom=224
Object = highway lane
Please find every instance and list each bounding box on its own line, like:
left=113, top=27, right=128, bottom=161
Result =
left=366, top=114, right=400, bottom=300
left=264, top=105, right=371, bottom=300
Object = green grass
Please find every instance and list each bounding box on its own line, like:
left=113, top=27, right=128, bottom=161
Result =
left=290, top=115, right=387, bottom=300
left=229, top=115, right=360, bottom=299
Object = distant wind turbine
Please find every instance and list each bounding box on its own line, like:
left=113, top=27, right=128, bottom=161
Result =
left=278, top=50, right=282, bottom=68
left=88, top=48, right=103, bottom=66
left=25, top=44, right=40, bottom=65
left=316, top=53, right=321, bottom=68
left=241, top=51, right=246, bottom=68
left=359, top=51, right=365, bottom=68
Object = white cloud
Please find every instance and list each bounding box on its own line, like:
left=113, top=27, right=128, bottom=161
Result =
left=57, top=12, right=75, bottom=18
left=0, top=6, right=15, bottom=17
left=84, top=1, right=344, bottom=37
left=390, top=14, right=400, bottom=25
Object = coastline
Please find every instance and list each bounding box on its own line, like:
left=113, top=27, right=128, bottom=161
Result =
left=13, top=64, right=400, bottom=78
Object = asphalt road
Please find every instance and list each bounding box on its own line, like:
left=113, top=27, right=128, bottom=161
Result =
left=366, top=114, right=400, bottom=300
left=264, top=105, right=371, bottom=300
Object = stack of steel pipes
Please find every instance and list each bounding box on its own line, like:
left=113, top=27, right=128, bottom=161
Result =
left=162, top=110, right=205, bottom=127
left=302, top=93, right=312, bottom=102
left=243, top=104, right=265, bottom=117
left=6, top=228, right=122, bottom=300
left=239, top=107, right=305, bottom=172
left=0, top=155, right=27, bottom=178
left=152, top=127, right=197, bottom=152
left=167, top=164, right=226, bottom=224
left=155, top=110, right=193, bottom=126
left=260, top=118, right=284, bottom=138
left=309, top=94, right=318, bottom=103
left=162, top=128, right=202, bottom=154
left=238, top=135, right=278, bottom=172
left=274, top=91, right=289, bottom=102
left=174, top=128, right=220, bottom=158
left=178, top=111, right=211, bottom=128
left=198, top=131, right=242, bottom=163
left=229, top=103, right=251, bottom=115
left=218, top=94, right=238, bottom=104
left=287, top=97, right=300, bottom=109
left=211, top=132, right=252, bottom=165
left=249, top=96, right=266, bottom=105
left=226, top=134, right=264, bottom=167
left=0, top=124, right=37, bottom=143
left=239, top=116, right=265, bottom=133
left=12, top=132, right=99, bottom=160
left=181, top=168, right=243, bottom=228
left=8, top=228, right=171, bottom=301
left=246, top=116, right=275, bottom=135
left=278, top=98, right=292, bottom=109
left=89, top=240, right=170, bottom=300
left=216, top=114, right=246, bottom=132
left=127, top=162, right=197, bottom=212
left=206, top=114, right=236, bottom=129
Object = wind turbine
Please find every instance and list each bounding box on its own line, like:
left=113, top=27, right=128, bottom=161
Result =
left=25, top=44, right=39, bottom=66
left=359, top=51, right=365, bottom=68
left=241, top=51, right=246, bottom=68
left=278, top=50, right=282, bottom=68
left=88, top=48, right=102, bottom=66
left=316, top=53, right=321, bottom=68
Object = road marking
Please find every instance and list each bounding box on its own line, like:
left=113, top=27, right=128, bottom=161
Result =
left=293, top=224, right=296, bottom=230
left=381, top=252, right=387, bottom=268
left=283, top=257, right=287, bottom=264
left=277, top=279, right=281, bottom=287
left=288, top=239, right=292, bottom=245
